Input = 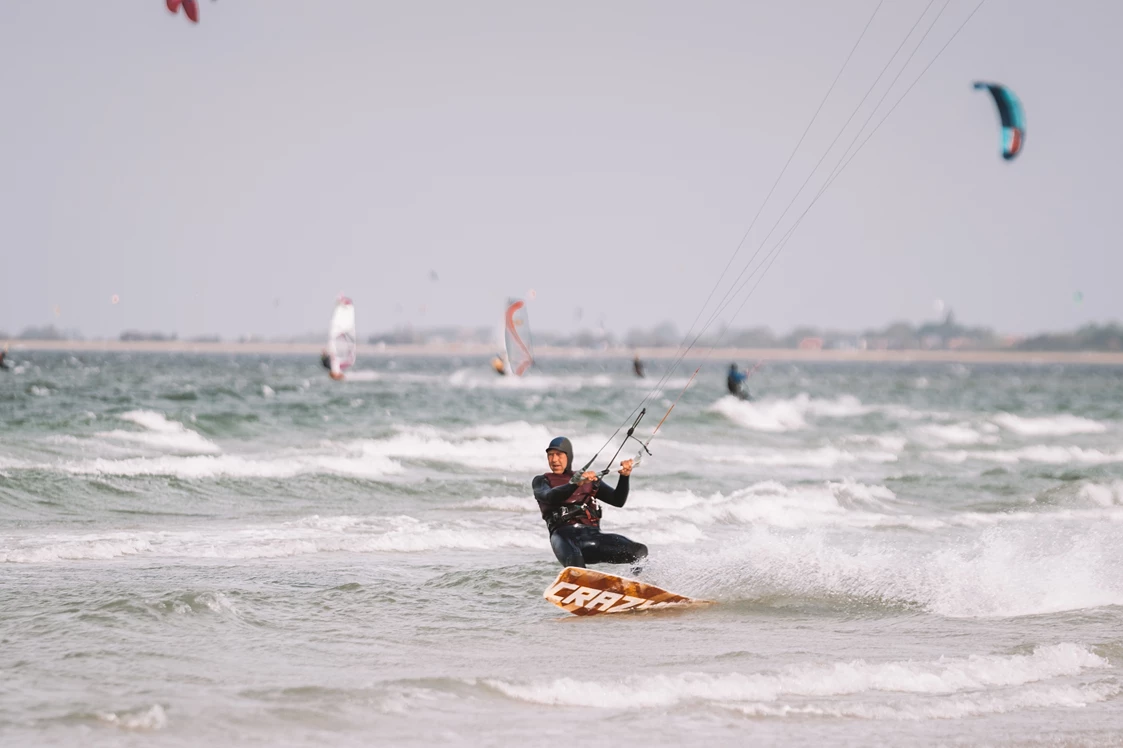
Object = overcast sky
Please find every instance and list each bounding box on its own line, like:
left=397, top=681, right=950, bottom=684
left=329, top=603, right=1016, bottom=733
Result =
left=1, top=0, right=1119, bottom=339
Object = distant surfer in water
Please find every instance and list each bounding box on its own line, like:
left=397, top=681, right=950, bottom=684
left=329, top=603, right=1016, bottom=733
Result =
left=726, top=363, right=751, bottom=401
left=0, top=345, right=9, bottom=371
left=533, top=437, right=647, bottom=569
left=633, top=355, right=645, bottom=378
left=491, top=355, right=506, bottom=376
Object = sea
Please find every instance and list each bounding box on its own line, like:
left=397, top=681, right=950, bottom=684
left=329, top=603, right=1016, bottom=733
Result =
left=1, top=351, right=1121, bottom=747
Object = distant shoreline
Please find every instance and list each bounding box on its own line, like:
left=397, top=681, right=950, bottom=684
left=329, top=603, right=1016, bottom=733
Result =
left=6, top=339, right=1123, bottom=365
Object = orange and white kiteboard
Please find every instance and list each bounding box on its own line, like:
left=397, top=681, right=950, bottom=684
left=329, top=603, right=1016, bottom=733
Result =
left=543, top=567, right=713, bottom=617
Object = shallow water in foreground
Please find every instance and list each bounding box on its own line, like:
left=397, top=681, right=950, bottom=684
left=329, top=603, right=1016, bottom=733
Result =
left=1, top=352, right=1121, bottom=746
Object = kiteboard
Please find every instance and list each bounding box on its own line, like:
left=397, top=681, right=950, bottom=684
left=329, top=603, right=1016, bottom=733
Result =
left=543, top=567, right=713, bottom=617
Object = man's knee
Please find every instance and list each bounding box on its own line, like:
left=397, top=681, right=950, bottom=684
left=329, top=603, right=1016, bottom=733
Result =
left=551, top=532, right=584, bottom=568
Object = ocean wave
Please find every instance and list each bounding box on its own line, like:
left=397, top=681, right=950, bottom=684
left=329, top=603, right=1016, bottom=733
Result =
left=914, top=422, right=999, bottom=447
left=605, top=480, right=903, bottom=533
left=95, top=704, right=168, bottom=731
left=709, top=393, right=870, bottom=432
left=666, top=522, right=1123, bottom=618
left=483, top=643, right=1108, bottom=709
left=841, top=433, right=909, bottom=452
left=457, top=496, right=536, bottom=512
left=351, top=422, right=613, bottom=473
left=0, top=516, right=544, bottom=563
left=59, top=452, right=403, bottom=479
left=1079, top=480, right=1123, bottom=507
left=447, top=368, right=613, bottom=391
left=992, top=412, right=1107, bottom=436
left=708, top=446, right=899, bottom=468
left=0, top=534, right=152, bottom=563
left=934, top=445, right=1123, bottom=465
left=96, top=410, right=220, bottom=455
left=726, top=683, right=1119, bottom=721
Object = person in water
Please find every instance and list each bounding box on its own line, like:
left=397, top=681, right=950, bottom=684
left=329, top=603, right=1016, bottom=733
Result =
left=0, top=345, right=9, bottom=371
left=532, top=436, right=647, bottom=569
left=491, top=355, right=506, bottom=376
left=727, top=363, right=750, bottom=400
left=320, top=350, right=344, bottom=381
left=633, top=355, right=645, bottom=378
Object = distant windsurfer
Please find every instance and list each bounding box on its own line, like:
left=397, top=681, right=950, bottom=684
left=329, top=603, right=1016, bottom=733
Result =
left=321, top=350, right=344, bottom=381
left=491, top=355, right=506, bottom=376
left=633, top=355, right=645, bottom=378
left=0, top=345, right=9, bottom=371
left=533, top=437, right=647, bottom=569
left=727, top=363, right=751, bottom=400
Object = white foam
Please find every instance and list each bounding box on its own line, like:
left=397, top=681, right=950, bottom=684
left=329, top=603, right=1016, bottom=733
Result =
left=1079, top=481, right=1123, bottom=507
left=352, top=422, right=612, bottom=473
left=0, top=535, right=152, bottom=563
left=97, top=410, right=220, bottom=455
left=96, top=704, right=168, bottom=731
left=598, top=481, right=905, bottom=534
left=934, top=445, right=1123, bottom=465
left=457, top=496, right=536, bottom=512
left=915, top=422, right=998, bottom=447
left=728, top=683, right=1119, bottom=720
left=353, top=429, right=543, bottom=472
left=842, top=434, right=909, bottom=452
left=61, top=452, right=403, bottom=480
left=709, top=446, right=898, bottom=468
left=709, top=393, right=871, bottom=433
left=0, top=516, right=543, bottom=562
left=484, top=643, right=1108, bottom=709
left=992, top=413, right=1107, bottom=436
left=687, top=522, right=1123, bottom=618
left=710, top=396, right=806, bottom=431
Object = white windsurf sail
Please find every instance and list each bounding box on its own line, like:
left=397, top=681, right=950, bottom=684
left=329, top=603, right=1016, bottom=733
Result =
left=503, top=298, right=533, bottom=376
left=328, top=295, right=357, bottom=372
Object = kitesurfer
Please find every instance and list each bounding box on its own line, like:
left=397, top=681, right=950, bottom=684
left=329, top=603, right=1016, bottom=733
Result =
left=491, top=355, right=506, bottom=376
left=533, top=437, right=647, bottom=569
left=0, top=345, right=9, bottom=371
left=633, top=355, right=645, bottom=378
left=727, top=363, right=750, bottom=400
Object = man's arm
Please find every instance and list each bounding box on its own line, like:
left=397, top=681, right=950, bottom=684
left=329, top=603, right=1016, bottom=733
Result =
left=597, top=474, right=630, bottom=508
left=532, top=475, right=578, bottom=509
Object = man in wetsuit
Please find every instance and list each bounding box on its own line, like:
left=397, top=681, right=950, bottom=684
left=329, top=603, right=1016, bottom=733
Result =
left=633, top=355, right=645, bottom=378
left=727, top=363, right=750, bottom=400
left=532, top=436, right=647, bottom=569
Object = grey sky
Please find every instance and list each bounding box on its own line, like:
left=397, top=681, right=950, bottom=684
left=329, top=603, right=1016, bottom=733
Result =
left=2, top=1, right=1119, bottom=339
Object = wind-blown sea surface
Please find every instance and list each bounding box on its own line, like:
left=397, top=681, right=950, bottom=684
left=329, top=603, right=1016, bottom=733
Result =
left=2, top=352, right=1121, bottom=746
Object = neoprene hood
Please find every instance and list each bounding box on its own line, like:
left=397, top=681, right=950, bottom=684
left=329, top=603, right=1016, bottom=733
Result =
left=545, top=436, right=573, bottom=472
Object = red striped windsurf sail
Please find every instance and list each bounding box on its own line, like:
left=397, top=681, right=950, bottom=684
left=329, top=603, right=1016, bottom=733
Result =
left=504, top=298, right=534, bottom=376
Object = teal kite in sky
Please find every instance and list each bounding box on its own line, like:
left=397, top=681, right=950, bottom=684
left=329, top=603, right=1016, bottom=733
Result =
left=974, top=82, right=1026, bottom=161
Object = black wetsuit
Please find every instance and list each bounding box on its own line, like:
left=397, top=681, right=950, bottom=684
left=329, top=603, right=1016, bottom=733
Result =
left=727, top=372, right=751, bottom=401
left=532, top=471, right=647, bottom=568
left=320, top=353, right=332, bottom=371
left=633, top=358, right=645, bottom=378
